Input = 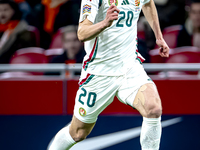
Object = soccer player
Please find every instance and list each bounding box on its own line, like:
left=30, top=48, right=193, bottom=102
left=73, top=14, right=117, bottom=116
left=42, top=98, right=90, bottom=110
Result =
left=48, top=0, right=169, bottom=149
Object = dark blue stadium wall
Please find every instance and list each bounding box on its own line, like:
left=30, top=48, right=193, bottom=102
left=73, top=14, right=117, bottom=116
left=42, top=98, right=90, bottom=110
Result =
left=0, top=115, right=200, bottom=150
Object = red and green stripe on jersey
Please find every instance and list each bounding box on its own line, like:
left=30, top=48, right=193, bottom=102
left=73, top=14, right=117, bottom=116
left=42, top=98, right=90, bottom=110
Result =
left=83, top=38, right=98, bottom=71
left=79, top=73, right=95, bottom=87
left=135, top=49, right=145, bottom=64
left=135, top=38, right=145, bottom=63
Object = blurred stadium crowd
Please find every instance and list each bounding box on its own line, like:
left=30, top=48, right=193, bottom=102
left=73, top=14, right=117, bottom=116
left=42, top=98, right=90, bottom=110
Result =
left=0, top=0, right=199, bottom=69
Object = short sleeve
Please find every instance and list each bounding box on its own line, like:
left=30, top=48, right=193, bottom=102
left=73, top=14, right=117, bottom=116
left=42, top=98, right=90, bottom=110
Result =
left=79, top=0, right=99, bottom=23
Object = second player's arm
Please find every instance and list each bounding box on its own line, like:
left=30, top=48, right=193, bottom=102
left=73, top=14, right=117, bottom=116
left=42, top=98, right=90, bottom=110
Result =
left=142, top=0, right=169, bottom=57
left=78, top=4, right=120, bottom=42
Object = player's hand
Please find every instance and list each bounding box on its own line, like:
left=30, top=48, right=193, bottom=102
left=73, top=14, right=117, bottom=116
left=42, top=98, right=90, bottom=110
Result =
left=103, top=4, right=120, bottom=28
left=156, top=38, right=170, bottom=57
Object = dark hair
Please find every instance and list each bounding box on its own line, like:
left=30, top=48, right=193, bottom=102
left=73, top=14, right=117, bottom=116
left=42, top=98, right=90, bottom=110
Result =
left=0, top=0, right=22, bottom=20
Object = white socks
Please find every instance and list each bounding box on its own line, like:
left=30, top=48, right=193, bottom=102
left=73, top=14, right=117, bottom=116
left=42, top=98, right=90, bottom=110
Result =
left=48, top=124, right=76, bottom=150
left=140, top=117, right=162, bottom=150
left=48, top=118, right=161, bottom=150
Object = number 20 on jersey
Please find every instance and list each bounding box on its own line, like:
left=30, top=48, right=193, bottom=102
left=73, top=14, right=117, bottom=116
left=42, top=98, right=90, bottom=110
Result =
left=116, top=11, right=134, bottom=27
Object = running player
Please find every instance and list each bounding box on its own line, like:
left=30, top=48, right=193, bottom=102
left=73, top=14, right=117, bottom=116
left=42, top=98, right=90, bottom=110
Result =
left=48, top=0, right=169, bottom=149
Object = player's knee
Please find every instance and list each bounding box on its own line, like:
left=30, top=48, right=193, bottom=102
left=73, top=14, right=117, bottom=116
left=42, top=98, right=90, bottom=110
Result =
left=72, top=130, right=88, bottom=142
left=146, top=100, right=162, bottom=118
left=147, top=106, right=162, bottom=118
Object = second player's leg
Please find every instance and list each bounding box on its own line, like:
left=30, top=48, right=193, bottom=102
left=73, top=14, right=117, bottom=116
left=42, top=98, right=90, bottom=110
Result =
left=70, top=115, right=96, bottom=142
left=133, top=83, right=162, bottom=150
left=48, top=116, right=95, bottom=150
left=133, top=83, right=162, bottom=118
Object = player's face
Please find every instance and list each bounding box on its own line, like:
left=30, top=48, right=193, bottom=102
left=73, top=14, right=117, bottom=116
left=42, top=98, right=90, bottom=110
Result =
left=189, top=3, right=200, bottom=28
left=0, top=4, right=14, bottom=24
left=63, top=32, right=82, bottom=56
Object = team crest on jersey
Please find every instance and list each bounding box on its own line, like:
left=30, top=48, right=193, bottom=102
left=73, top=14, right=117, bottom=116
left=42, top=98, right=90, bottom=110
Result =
left=108, top=0, right=118, bottom=6
left=135, top=0, right=140, bottom=6
left=83, top=4, right=91, bottom=14
left=79, top=107, right=86, bottom=117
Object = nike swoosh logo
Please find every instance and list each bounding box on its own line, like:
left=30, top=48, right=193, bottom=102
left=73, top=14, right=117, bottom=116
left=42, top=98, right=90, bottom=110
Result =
left=70, top=117, right=182, bottom=150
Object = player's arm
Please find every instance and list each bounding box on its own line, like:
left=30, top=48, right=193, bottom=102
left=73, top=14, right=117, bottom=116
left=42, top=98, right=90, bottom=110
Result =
left=78, top=4, right=120, bottom=42
left=142, top=0, right=169, bottom=57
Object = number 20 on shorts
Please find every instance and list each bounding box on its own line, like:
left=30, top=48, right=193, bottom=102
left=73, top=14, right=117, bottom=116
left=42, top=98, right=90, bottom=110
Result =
left=78, top=88, right=97, bottom=107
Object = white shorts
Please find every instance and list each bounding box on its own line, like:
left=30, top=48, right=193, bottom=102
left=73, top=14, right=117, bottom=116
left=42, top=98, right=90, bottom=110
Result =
left=73, top=60, right=154, bottom=123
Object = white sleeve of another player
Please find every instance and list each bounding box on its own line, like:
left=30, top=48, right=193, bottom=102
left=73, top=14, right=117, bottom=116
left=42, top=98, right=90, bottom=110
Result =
left=79, top=0, right=99, bottom=23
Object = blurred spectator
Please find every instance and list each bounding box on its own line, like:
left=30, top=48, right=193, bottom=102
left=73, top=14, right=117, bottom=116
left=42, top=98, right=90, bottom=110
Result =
left=155, top=0, right=186, bottom=30
left=47, top=25, right=85, bottom=75
left=177, top=0, right=200, bottom=48
left=0, top=0, right=37, bottom=64
left=26, top=0, right=81, bottom=49
left=50, top=25, right=85, bottom=64
left=14, top=0, right=31, bottom=19
left=26, top=0, right=41, bottom=8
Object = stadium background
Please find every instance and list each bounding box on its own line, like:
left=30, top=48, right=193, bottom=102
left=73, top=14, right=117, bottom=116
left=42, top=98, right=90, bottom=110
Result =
left=0, top=79, right=200, bottom=150
left=0, top=0, right=200, bottom=150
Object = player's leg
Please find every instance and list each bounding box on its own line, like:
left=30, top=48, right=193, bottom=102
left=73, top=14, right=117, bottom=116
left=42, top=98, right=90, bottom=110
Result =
left=133, top=83, right=162, bottom=150
left=117, top=60, right=162, bottom=150
left=70, top=115, right=95, bottom=142
left=48, top=115, right=95, bottom=150
left=133, top=83, right=162, bottom=118
left=48, top=73, right=120, bottom=150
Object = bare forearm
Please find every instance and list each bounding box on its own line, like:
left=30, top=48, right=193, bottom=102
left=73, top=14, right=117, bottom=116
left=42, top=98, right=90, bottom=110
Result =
left=78, top=19, right=107, bottom=42
left=142, top=0, right=162, bottom=40
left=78, top=5, right=120, bottom=42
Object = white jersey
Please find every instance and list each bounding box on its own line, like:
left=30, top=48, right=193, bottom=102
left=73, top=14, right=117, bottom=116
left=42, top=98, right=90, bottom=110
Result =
left=79, top=0, right=150, bottom=76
